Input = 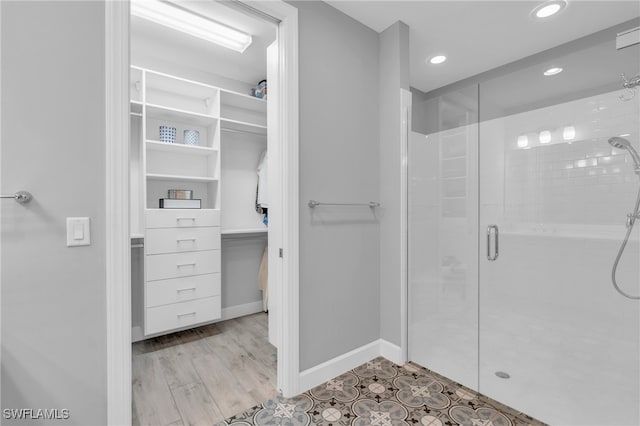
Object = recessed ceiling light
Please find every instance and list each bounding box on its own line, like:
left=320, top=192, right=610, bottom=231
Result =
left=544, top=67, right=563, bottom=76
left=428, top=55, right=447, bottom=65
left=532, top=0, right=567, bottom=19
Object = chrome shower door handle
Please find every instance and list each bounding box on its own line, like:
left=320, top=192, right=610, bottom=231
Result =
left=487, top=225, right=499, bottom=261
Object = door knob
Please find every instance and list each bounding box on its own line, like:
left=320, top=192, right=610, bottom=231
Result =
left=0, top=191, right=32, bottom=204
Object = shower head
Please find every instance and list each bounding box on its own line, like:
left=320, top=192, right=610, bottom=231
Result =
left=608, top=137, right=640, bottom=175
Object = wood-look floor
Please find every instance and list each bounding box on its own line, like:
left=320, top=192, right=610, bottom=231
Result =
left=132, top=312, right=278, bottom=426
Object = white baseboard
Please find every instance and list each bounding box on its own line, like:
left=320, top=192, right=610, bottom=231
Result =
left=298, top=339, right=405, bottom=393
left=299, top=340, right=381, bottom=392
left=221, top=300, right=264, bottom=321
left=379, top=339, right=404, bottom=365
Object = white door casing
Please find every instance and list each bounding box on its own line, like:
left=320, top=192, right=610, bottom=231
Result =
left=105, top=1, right=299, bottom=424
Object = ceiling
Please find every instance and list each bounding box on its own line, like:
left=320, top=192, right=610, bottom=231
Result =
left=325, top=0, right=640, bottom=93
left=131, top=1, right=276, bottom=86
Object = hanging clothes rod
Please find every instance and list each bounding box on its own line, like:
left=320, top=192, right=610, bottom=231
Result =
left=308, top=200, right=381, bottom=208
left=221, top=128, right=267, bottom=137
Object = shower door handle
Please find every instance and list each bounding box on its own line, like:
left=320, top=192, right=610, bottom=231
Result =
left=487, top=225, right=499, bottom=261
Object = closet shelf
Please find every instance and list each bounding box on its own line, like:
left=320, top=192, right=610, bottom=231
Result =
left=146, top=140, right=218, bottom=156
left=146, top=103, right=218, bottom=126
left=221, top=228, right=267, bottom=235
left=220, top=90, right=267, bottom=113
left=146, top=173, right=218, bottom=183
left=220, top=118, right=267, bottom=135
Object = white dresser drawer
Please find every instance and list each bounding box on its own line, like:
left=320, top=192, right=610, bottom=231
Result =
left=146, top=273, right=221, bottom=308
left=146, top=250, right=220, bottom=281
left=145, top=296, right=221, bottom=335
left=146, top=227, right=220, bottom=255
left=146, top=209, right=220, bottom=229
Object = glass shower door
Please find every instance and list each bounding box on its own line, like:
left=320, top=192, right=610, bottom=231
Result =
left=478, top=38, right=640, bottom=424
left=408, top=85, right=479, bottom=390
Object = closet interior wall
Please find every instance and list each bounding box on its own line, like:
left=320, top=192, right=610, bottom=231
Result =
left=129, top=4, right=275, bottom=339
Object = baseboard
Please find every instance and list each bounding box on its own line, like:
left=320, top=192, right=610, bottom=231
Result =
left=299, top=340, right=381, bottom=392
left=221, top=300, right=264, bottom=321
left=379, top=339, right=404, bottom=365
left=298, top=339, right=406, bottom=392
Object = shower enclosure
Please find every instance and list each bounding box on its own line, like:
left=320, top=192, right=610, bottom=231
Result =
left=408, top=22, right=640, bottom=425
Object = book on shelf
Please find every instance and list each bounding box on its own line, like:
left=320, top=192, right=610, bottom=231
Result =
left=159, top=198, right=201, bottom=209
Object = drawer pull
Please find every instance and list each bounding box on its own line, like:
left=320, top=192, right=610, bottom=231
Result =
left=177, top=287, right=196, bottom=293
left=176, top=217, right=196, bottom=222
left=176, top=262, right=196, bottom=268
left=177, top=311, right=196, bottom=318
left=176, top=238, right=196, bottom=242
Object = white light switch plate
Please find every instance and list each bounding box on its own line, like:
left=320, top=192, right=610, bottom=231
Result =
left=67, top=217, right=90, bottom=247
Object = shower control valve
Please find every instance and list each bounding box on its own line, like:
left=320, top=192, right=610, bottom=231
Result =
left=626, top=212, right=640, bottom=228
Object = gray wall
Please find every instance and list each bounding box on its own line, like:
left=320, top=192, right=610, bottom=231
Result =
left=378, top=22, right=410, bottom=346
left=289, top=1, right=381, bottom=371
left=1, top=1, right=107, bottom=425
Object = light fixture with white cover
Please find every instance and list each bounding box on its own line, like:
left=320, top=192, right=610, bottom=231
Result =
left=517, top=135, right=529, bottom=148
left=131, top=0, right=253, bottom=53
left=539, top=130, right=551, bottom=144
left=563, top=126, right=576, bottom=140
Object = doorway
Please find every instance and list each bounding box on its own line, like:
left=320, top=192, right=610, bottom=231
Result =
left=105, top=0, right=300, bottom=423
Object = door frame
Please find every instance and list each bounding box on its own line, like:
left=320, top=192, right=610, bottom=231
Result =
left=105, top=1, right=300, bottom=424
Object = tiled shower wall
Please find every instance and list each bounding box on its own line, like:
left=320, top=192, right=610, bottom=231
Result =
left=497, top=90, right=639, bottom=228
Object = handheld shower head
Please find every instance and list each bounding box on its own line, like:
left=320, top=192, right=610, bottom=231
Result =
left=608, top=137, right=640, bottom=175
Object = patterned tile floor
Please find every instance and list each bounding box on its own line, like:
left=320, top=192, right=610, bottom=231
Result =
left=216, top=357, right=546, bottom=426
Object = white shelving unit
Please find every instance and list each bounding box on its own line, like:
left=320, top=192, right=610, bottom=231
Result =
left=131, top=66, right=223, bottom=337
left=130, top=66, right=269, bottom=338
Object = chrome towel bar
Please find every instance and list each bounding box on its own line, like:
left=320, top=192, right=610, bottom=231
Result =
left=308, top=200, right=380, bottom=208
left=0, top=190, right=32, bottom=204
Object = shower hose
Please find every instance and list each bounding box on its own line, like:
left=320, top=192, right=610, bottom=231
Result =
left=611, top=186, right=640, bottom=300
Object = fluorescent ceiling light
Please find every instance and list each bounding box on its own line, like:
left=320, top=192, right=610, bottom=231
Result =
left=131, top=0, right=252, bottom=53
left=544, top=67, right=563, bottom=76
left=428, top=55, right=447, bottom=65
left=532, top=1, right=567, bottom=19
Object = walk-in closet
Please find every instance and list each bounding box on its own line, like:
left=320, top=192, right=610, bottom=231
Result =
left=128, top=1, right=278, bottom=424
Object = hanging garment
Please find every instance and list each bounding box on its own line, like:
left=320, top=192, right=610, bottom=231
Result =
left=256, top=150, right=268, bottom=208
left=256, top=149, right=269, bottom=225
left=258, top=245, right=268, bottom=312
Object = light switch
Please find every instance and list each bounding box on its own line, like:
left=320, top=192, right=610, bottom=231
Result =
left=73, top=223, right=84, bottom=240
left=67, top=217, right=90, bottom=247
